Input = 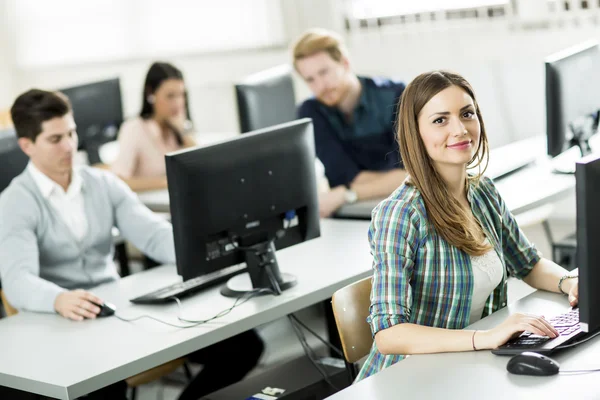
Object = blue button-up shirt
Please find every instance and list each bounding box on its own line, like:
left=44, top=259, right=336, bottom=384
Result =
left=298, top=76, right=406, bottom=188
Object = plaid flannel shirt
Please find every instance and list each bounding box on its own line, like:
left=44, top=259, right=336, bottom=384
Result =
left=356, top=176, right=541, bottom=381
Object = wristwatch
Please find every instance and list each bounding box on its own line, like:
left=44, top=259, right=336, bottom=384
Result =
left=558, top=274, right=578, bottom=295
left=344, top=188, right=358, bottom=204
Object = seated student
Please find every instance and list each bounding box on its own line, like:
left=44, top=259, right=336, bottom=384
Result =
left=357, top=71, right=579, bottom=381
left=0, top=89, right=263, bottom=399
left=292, top=28, right=407, bottom=217
left=111, top=62, right=196, bottom=192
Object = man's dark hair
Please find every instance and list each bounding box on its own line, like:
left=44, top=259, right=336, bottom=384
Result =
left=10, top=89, right=72, bottom=142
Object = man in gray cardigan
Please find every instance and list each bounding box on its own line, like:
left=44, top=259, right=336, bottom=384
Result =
left=0, top=90, right=176, bottom=318
left=0, top=89, right=263, bottom=399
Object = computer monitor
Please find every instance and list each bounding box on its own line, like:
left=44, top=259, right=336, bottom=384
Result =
left=545, top=41, right=600, bottom=157
left=0, top=128, right=28, bottom=193
left=235, top=65, right=297, bottom=133
left=575, top=153, right=600, bottom=333
left=166, top=118, right=320, bottom=297
left=59, top=78, right=123, bottom=164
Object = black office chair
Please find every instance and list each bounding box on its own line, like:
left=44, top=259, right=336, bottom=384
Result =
left=235, top=65, right=297, bottom=133
left=0, top=128, right=29, bottom=193
left=0, top=129, right=28, bottom=319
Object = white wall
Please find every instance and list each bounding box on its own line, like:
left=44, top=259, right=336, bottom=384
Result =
left=5, top=1, right=600, bottom=149
left=12, top=50, right=292, bottom=133
left=0, top=0, right=16, bottom=109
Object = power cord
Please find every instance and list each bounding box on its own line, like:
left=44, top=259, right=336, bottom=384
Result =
left=287, top=315, right=341, bottom=391
left=174, top=288, right=274, bottom=324
left=114, top=288, right=272, bottom=328
left=288, top=314, right=344, bottom=358
left=560, top=368, right=600, bottom=375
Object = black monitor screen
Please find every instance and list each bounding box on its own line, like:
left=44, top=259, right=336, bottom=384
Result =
left=59, top=78, right=123, bottom=164
left=545, top=41, right=600, bottom=157
left=166, top=119, right=320, bottom=293
left=576, top=153, right=600, bottom=333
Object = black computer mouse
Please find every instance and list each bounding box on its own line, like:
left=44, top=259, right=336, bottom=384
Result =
left=93, top=301, right=116, bottom=317
left=506, top=352, right=560, bottom=376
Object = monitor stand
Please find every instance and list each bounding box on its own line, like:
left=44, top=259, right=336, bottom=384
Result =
left=220, top=241, right=297, bottom=298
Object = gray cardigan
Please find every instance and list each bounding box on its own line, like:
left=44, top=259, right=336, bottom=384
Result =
left=0, top=166, right=176, bottom=312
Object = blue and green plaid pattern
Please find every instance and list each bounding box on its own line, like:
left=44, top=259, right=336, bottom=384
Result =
left=356, top=176, right=541, bottom=381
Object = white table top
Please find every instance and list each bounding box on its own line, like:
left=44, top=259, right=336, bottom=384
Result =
left=335, top=135, right=574, bottom=219
left=141, top=135, right=575, bottom=219
left=334, top=159, right=574, bottom=219
left=140, top=159, right=575, bottom=217
left=329, top=290, right=600, bottom=399
left=0, top=219, right=372, bottom=399
left=140, top=157, right=574, bottom=218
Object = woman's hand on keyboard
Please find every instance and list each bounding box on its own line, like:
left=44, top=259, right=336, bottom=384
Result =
left=478, top=313, right=560, bottom=349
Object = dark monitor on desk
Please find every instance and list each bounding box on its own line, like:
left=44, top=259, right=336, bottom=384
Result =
left=575, top=153, right=600, bottom=333
left=59, top=78, right=123, bottom=164
left=235, top=65, right=297, bottom=133
left=166, top=119, right=320, bottom=296
left=545, top=41, right=600, bottom=157
left=0, top=128, right=28, bottom=193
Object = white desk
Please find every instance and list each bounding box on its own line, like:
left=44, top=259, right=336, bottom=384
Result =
left=0, top=219, right=372, bottom=399
left=137, top=189, right=172, bottom=213
left=328, top=290, right=599, bottom=400
left=334, top=161, right=574, bottom=219
left=335, top=136, right=574, bottom=219
left=139, top=135, right=574, bottom=219
left=141, top=159, right=575, bottom=217
left=140, top=157, right=574, bottom=218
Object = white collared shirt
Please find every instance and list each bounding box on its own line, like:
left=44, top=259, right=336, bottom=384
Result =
left=27, top=162, right=88, bottom=242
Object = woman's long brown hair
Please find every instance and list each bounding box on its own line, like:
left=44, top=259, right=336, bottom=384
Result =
left=397, top=71, right=490, bottom=256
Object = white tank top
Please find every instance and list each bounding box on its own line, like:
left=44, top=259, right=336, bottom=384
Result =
left=469, top=240, right=504, bottom=324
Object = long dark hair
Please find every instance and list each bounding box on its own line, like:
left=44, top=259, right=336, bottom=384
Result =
left=397, top=70, right=490, bottom=256
left=139, top=62, right=191, bottom=146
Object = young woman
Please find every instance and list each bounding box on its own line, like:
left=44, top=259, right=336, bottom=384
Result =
left=111, top=62, right=196, bottom=191
left=357, top=71, right=579, bottom=380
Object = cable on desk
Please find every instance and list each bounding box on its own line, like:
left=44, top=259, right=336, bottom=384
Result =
left=287, top=315, right=340, bottom=392
left=114, top=288, right=272, bottom=328
left=114, top=313, right=197, bottom=329
left=560, top=369, right=600, bottom=375
left=174, top=288, right=273, bottom=324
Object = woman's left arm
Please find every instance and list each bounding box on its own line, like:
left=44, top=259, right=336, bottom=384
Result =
left=522, top=258, right=579, bottom=306
left=483, top=177, right=578, bottom=306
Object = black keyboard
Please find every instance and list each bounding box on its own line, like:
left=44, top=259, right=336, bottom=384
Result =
left=492, top=308, right=584, bottom=355
left=130, top=264, right=247, bottom=304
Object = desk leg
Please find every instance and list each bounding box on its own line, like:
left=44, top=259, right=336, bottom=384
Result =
left=322, top=298, right=343, bottom=358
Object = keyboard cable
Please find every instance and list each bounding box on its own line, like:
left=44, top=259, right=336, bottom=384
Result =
left=114, top=288, right=272, bottom=328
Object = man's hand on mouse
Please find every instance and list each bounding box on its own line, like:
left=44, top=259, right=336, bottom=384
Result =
left=54, top=289, right=103, bottom=321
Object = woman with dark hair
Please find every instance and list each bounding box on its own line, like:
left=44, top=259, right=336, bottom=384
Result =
left=112, top=63, right=266, bottom=398
left=356, top=71, right=579, bottom=381
left=111, top=62, right=197, bottom=191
